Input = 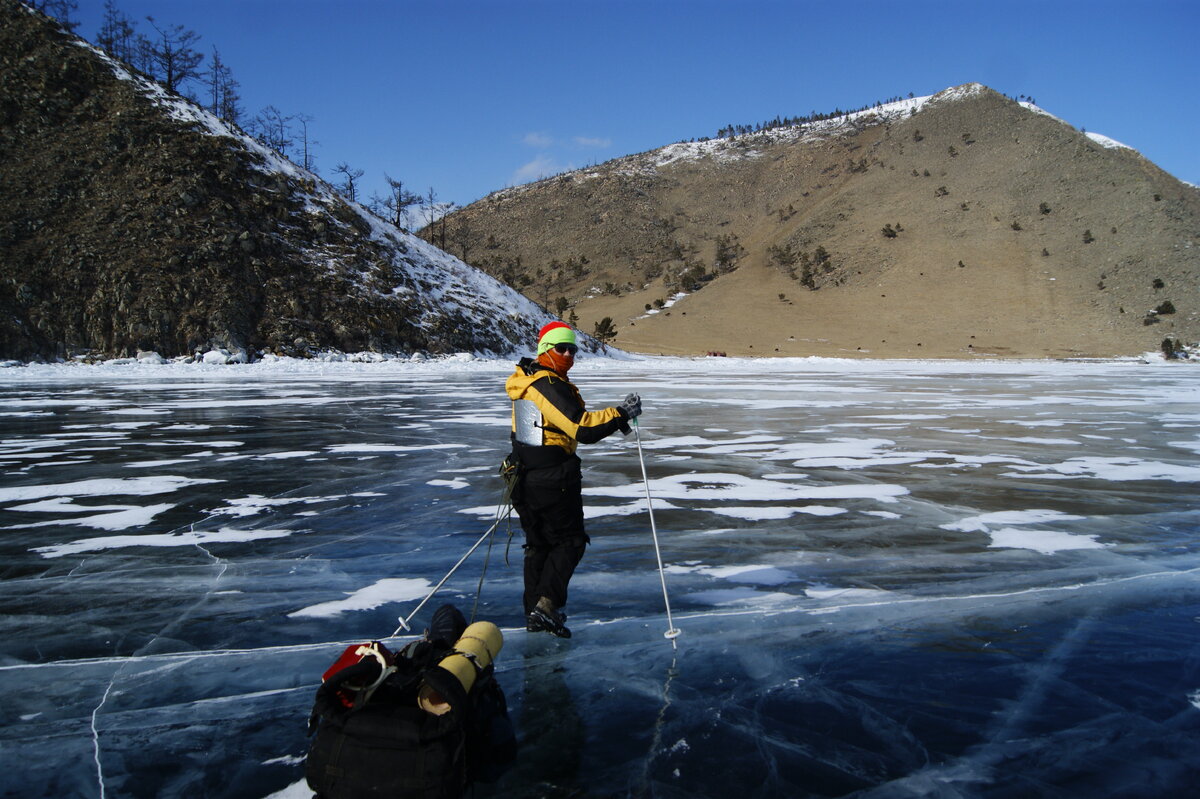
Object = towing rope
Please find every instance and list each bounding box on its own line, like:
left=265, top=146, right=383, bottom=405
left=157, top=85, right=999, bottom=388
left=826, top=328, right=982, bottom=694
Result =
left=390, top=459, right=516, bottom=638
left=471, top=460, right=520, bottom=623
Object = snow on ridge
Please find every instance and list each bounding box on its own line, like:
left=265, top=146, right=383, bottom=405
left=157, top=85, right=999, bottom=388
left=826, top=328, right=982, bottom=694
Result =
left=493, top=84, right=1009, bottom=190
left=1085, top=132, right=1133, bottom=151
left=929, top=82, right=986, bottom=104
left=1016, top=100, right=1136, bottom=157
left=1018, top=100, right=1065, bottom=123
left=641, top=91, right=937, bottom=173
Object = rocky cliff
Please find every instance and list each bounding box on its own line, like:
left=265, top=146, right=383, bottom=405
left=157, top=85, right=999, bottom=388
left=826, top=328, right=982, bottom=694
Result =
left=0, top=0, right=554, bottom=362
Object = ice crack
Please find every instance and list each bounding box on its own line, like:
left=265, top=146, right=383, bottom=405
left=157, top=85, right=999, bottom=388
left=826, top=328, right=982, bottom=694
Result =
left=91, top=676, right=117, bottom=799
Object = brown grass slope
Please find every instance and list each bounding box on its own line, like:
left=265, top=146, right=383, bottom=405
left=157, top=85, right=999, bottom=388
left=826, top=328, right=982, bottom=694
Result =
left=439, top=84, right=1198, bottom=358
left=0, top=1, right=544, bottom=361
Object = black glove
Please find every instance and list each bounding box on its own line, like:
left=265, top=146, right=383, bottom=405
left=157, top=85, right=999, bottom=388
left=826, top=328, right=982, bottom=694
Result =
left=618, top=393, right=642, bottom=420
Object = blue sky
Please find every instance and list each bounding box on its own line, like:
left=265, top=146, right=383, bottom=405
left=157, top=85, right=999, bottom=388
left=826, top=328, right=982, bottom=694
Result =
left=71, top=0, right=1198, bottom=212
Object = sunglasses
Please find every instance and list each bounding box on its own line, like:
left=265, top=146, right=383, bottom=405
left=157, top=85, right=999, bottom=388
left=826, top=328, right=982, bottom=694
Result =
left=554, top=343, right=578, bottom=355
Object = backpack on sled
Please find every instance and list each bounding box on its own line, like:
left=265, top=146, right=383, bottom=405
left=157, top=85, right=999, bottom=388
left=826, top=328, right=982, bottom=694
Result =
left=305, top=606, right=516, bottom=799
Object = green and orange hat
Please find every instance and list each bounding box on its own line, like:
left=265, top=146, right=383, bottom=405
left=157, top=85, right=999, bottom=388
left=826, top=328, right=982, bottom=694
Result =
left=536, top=321, right=576, bottom=355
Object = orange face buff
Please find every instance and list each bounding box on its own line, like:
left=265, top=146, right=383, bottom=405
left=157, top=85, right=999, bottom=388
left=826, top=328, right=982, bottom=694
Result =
left=535, top=322, right=577, bottom=374
left=538, top=342, right=576, bottom=374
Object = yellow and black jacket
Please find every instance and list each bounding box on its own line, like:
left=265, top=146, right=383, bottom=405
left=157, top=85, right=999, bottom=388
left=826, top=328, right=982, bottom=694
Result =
left=505, top=358, right=629, bottom=468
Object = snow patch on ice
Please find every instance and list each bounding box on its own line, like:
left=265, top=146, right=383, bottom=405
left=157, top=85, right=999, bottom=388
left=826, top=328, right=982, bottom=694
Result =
left=427, top=478, right=470, bottom=490
left=667, top=563, right=798, bottom=586
left=583, top=472, right=908, bottom=504
left=261, top=779, right=312, bottom=799
left=327, top=443, right=466, bottom=454
left=1004, top=457, right=1200, bottom=483
left=289, top=577, right=431, bottom=618
left=994, top=436, right=1080, bottom=446
left=0, top=475, right=220, bottom=503
left=262, top=755, right=306, bottom=767
left=940, top=509, right=1108, bottom=554
left=7, top=499, right=175, bottom=531
left=212, top=494, right=373, bottom=518
left=804, top=585, right=893, bottom=602
left=1170, top=437, right=1200, bottom=454
left=585, top=499, right=684, bottom=519
left=708, top=505, right=846, bottom=520
left=986, top=528, right=1110, bottom=555
left=33, top=526, right=294, bottom=558
left=687, top=587, right=795, bottom=607
left=940, top=510, right=1086, bottom=533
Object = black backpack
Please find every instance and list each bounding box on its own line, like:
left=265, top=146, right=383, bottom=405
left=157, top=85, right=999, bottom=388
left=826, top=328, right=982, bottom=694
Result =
left=305, top=622, right=516, bottom=798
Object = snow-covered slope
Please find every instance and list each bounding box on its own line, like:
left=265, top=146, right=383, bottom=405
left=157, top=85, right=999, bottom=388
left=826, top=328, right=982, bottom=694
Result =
left=2, top=2, right=584, bottom=361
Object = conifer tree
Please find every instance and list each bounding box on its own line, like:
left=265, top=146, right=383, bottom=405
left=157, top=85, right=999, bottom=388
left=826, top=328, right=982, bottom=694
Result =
left=592, top=317, right=618, bottom=344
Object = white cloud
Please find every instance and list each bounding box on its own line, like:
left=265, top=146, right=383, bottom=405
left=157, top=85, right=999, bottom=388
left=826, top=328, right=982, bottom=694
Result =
left=513, top=154, right=572, bottom=183
left=573, top=136, right=611, bottom=148
left=522, top=131, right=554, bottom=148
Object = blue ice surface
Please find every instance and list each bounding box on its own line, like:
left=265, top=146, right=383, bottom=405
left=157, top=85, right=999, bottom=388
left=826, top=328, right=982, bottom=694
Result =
left=0, top=356, right=1197, bottom=797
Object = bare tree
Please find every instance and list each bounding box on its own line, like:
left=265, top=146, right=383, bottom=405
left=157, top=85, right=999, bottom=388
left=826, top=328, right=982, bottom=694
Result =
left=251, top=105, right=294, bottom=156
left=142, top=16, right=204, bottom=95
left=371, top=174, right=420, bottom=228
left=451, top=213, right=473, bottom=263
left=96, top=0, right=136, bottom=62
left=295, top=114, right=318, bottom=172
left=422, top=186, right=439, bottom=230
left=206, top=47, right=242, bottom=124
left=333, top=163, right=364, bottom=202
left=437, top=202, right=456, bottom=250
left=29, top=0, right=78, bottom=30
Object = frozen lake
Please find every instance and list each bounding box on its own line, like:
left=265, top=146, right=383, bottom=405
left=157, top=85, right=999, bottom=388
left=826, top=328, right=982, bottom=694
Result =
left=0, top=356, right=1198, bottom=798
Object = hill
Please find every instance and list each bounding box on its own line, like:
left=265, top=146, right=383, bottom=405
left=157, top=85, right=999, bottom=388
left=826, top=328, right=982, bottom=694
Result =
left=0, top=0, right=559, bottom=362
left=435, top=84, right=1198, bottom=358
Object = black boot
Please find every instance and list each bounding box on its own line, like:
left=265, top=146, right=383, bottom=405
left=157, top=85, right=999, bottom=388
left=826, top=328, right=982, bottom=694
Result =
left=526, top=598, right=571, bottom=638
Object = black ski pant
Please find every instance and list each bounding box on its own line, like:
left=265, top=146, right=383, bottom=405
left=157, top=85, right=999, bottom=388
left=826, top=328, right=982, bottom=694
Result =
left=512, top=455, right=589, bottom=615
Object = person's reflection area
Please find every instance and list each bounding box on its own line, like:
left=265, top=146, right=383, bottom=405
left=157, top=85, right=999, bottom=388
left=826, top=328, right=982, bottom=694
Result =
left=504, top=634, right=585, bottom=798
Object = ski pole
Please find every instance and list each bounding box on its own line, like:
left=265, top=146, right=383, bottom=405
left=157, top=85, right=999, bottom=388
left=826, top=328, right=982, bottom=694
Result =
left=633, top=417, right=681, bottom=649
left=390, top=507, right=512, bottom=637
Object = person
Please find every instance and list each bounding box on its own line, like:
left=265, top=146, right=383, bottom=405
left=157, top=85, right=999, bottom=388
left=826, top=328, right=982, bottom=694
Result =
left=505, top=321, right=641, bottom=638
